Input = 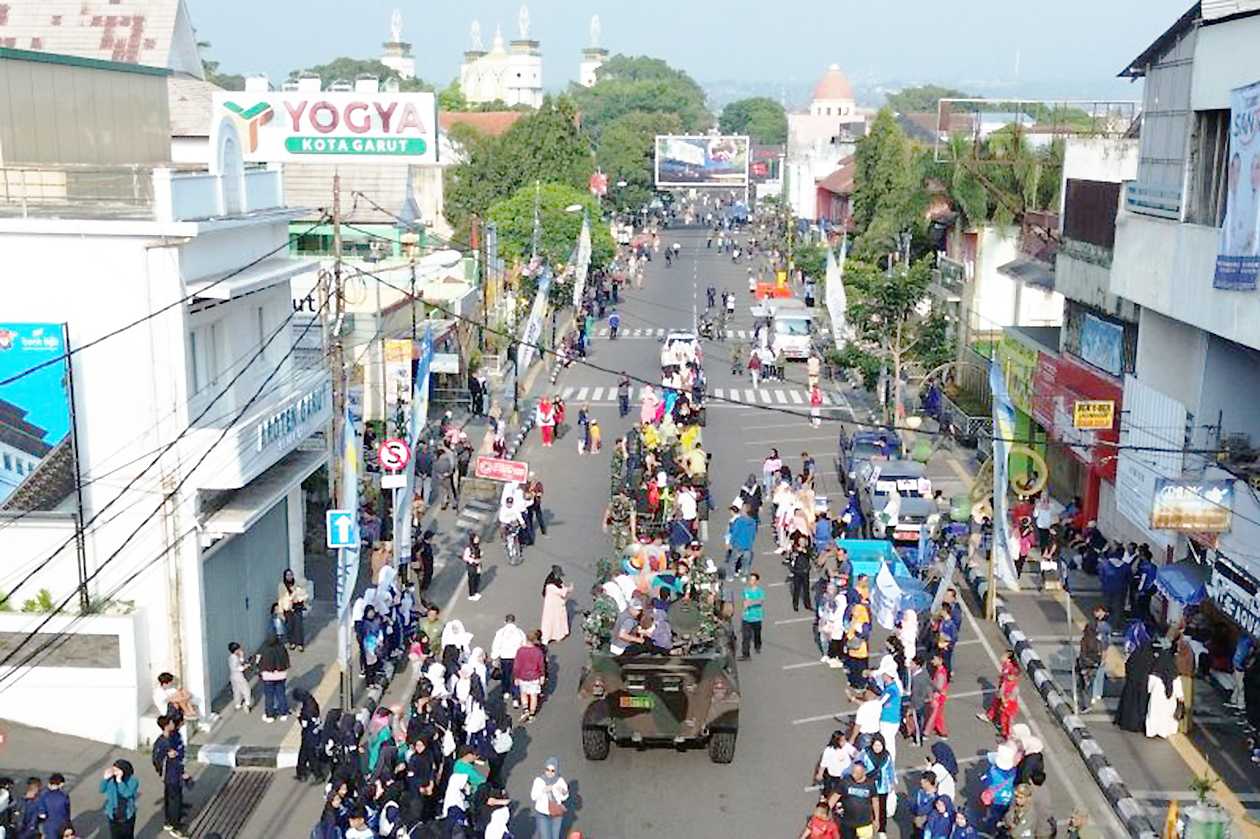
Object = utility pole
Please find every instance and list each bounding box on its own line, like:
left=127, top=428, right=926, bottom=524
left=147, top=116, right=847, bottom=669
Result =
left=328, top=172, right=353, bottom=712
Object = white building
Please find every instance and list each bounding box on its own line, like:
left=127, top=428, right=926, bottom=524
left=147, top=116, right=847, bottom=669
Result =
left=379, top=8, right=417, bottom=81
left=0, top=48, right=324, bottom=748
left=459, top=8, right=544, bottom=109
left=784, top=65, right=868, bottom=221
left=578, top=15, right=607, bottom=88
left=1109, top=1, right=1260, bottom=569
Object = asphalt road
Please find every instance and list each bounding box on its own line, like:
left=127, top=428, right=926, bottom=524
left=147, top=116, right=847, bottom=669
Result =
left=0, top=227, right=1129, bottom=838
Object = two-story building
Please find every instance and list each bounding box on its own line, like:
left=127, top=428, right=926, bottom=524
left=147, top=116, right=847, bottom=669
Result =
left=0, top=47, right=325, bottom=748
left=1109, top=2, right=1260, bottom=637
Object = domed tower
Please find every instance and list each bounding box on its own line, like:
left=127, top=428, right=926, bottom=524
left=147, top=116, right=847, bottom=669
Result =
left=810, top=64, right=856, bottom=118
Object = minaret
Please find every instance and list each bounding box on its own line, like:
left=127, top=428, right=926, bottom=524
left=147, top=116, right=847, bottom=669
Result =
left=380, top=8, right=415, bottom=80
left=459, top=20, right=488, bottom=103
left=579, top=14, right=608, bottom=88
left=507, top=4, right=543, bottom=108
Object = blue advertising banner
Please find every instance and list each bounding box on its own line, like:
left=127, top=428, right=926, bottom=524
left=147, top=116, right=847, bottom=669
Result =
left=1079, top=313, right=1125, bottom=377
left=1215, top=79, right=1260, bottom=291
left=0, top=323, right=72, bottom=507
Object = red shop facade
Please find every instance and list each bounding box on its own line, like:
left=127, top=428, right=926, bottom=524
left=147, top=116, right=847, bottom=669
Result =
left=1031, top=352, right=1123, bottom=522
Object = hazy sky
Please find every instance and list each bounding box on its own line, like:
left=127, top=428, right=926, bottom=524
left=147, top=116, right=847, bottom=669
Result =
left=189, top=0, right=1192, bottom=99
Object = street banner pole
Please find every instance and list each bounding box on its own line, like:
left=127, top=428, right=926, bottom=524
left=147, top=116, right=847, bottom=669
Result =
left=392, top=323, right=434, bottom=566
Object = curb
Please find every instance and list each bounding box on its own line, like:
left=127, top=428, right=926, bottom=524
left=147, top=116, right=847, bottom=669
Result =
left=960, top=561, right=1160, bottom=839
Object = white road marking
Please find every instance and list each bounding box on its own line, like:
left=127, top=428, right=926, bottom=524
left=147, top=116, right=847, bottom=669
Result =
left=774, top=390, right=788, bottom=404
left=561, top=387, right=574, bottom=399
left=713, top=388, right=724, bottom=399
left=727, top=389, right=741, bottom=402
left=821, top=392, right=833, bottom=406
left=789, top=390, right=804, bottom=404
left=655, top=328, right=665, bottom=337
left=773, top=616, right=815, bottom=625
left=590, top=387, right=604, bottom=401
left=759, top=390, right=772, bottom=404
left=576, top=387, right=589, bottom=401
left=745, top=389, right=756, bottom=402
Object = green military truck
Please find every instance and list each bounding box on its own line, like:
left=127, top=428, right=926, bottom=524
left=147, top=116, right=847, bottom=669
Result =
left=577, top=642, right=740, bottom=763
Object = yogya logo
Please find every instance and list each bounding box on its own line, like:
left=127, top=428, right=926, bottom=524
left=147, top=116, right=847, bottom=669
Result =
left=222, top=101, right=274, bottom=152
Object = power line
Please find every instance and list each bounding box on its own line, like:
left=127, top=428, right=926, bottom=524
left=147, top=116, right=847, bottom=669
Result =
left=0, top=214, right=329, bottom=390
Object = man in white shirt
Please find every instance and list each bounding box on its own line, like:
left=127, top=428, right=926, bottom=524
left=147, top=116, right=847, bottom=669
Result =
left=847, top=685, right=883, bottom=741
left=491, top=614, right=528, bottom=708
left=675, top=485, right=698, bottom=533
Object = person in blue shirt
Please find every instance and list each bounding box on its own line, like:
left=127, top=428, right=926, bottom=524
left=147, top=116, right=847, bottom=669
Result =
left=99, top=760, right=140, bottom=838
left=841, top=490, right=864, bottom=538
left=739, top=573, right=765, bottom=659
left=1229, top=634, right=1255, bottom=709
left=923, top=794, right=957, bottom=839
left=1098, top=545, right=1132, bottom=622
left=1133, top=545, right=1158, bottom=619
left=35, top=773, right=71, bottom=839
left=608, top=310, right=621, bottom=339
left=17, top=777, right=43, bottom=838
left=152, top=715, right=188, bottom=836
left=876, top=669, right=903, bottom=759
left=909, top=773, right=939, bottom=831
left=725, top=503, right=757, bottom=579
left=813, top=512, right=834, bottom=571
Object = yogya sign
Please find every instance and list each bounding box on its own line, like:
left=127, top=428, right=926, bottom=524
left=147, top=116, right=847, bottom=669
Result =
left=213, top=91, right=438, bottom=164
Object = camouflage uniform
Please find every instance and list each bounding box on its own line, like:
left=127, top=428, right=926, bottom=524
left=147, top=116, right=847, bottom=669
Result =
left=610, top=447, right=627, bottom=498
left=607, top=494, right=635, bottom=552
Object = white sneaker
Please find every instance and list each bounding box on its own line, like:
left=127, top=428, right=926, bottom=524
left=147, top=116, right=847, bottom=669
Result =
left=828, top=659, right=843, bottom=669
left=262, top=716, right=274, bottom=723
left=469, top=594, right=482, bottom=601
left=279, top=714, right=289, bottom=721
left=820, top=656, right=829, bottom=663
left=512, top=699, right=520, bottom=709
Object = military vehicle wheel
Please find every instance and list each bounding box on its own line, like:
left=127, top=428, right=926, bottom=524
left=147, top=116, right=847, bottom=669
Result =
left=708, top=730, right=736, bottom=764
left=582, top=727, right=610, bottom=761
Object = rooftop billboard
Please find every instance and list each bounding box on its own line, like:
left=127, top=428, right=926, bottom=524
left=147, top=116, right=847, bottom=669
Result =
left=655, top=135, right=749, bottom=187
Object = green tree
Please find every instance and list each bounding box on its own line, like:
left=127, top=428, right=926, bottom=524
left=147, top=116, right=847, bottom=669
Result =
left=196, top=41, right=245, bottom=90
left=844, top=257, right=937, bottom=422
left=444, top=96, right=594, bottom=227
left=487, top=183, right=614, bottom=270
left=884, top=84, right=973, bottom=113
left=718, top=97, right=788, bottom=145
left=596, top=110, right=681, bottom=210
left=438, top=78, right=468, bottom=111
left=793, top=243, right=829, bottom=283
left=851, top=108, right=917, bottom=254
left=288, top=57, right=431, bottom=92
left=570, top=54, right=711, bottom=139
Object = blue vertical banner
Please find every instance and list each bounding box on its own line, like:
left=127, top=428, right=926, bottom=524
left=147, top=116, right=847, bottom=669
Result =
left=989, top=359, right=1021, bottom=589
left=336, top=394, right=362, bottom=620
left=1215, top=79, right=1260, bottom=291
left=393, top=323, right=434, bottom=564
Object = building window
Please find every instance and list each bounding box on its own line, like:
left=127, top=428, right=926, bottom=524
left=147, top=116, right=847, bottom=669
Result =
left=3, top=454, right=11, bottom=471
left=1187, top=109, right=1230, bottom=227
left=187, top=321, right=222, bottom=396
left=826, top=107, right=831, bottom=116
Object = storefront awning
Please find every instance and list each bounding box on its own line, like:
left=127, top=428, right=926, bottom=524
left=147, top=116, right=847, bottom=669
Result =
left=187, top=257, right=318, bottom=301
left=200, top=448, right=324, bottom=541
left=1156, top=560, right=1209, bottom=606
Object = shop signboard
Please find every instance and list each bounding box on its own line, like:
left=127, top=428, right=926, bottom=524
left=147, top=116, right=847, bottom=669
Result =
left=1214, top=79, right=1260, bottom=291
left=1032, top=352, right=1121, bottom=480
left=1208, top=552, right=1260, bottom=639
left=475, top=455, right=529, bottom=484
left=213, top=91, right=438, bottom=164
left=1151, top=478, right=1234, bottom=532
left=655, top=135, right=750, bottom=187
left=383, top=339, right=412, bottom=429
left=0, top=323, right=72, bottom=508
left=1072, top=400, right=1115, bottom=430
left=996, top=335, right=1037, bottom=415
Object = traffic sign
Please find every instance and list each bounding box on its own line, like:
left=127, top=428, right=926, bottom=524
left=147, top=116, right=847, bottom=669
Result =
left=378, top=437, right=411, bottom=472
left=326, top=509, right=359, bottom=549
left=381, top=472, right=407, bottom=490
left=474, top=455, right=529, bottom=484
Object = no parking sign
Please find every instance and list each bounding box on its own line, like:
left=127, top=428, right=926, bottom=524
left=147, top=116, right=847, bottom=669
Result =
left=378, top=438, right=411, bottom=472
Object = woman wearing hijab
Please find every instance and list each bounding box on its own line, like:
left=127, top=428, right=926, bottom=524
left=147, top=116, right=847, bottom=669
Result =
left=463, top=533, right=483, bottom=602
left=928, top=740, right=958, bottom=800
left=1011, top=723, right=1046, bottom=786
left=99, top=759, right=139, bottom=839
left=951, top=808, right=979, bottom=839
left=293, top=688, right=323, bottom=782
left=762, top=449, right=782, bottom=495
left=640, top=387, right=660, bottom=425
left=925, top=651, right=951, bottom=737
left=1146, top=646, right=1184, bottom=739
left=857, top=733, right=895, bottom=835
left=537, top=396, right=556, bottom=447
left=277, top=568, right=309, bottom=651
left=923, top=794, right=956, bottom=839
left=1115, top=638, right=1157, bottom=732
left=530, top=756, right=570, bottom=839
left=540, top=566, right=574, bottom=645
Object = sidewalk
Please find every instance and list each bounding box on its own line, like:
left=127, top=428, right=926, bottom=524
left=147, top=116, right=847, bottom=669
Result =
left=917, top=428, right=1260, bottom=833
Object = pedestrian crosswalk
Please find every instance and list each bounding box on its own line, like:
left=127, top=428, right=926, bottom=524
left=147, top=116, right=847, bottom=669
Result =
left=592, top=326, right=766, bottom=340
left=550, top=385, right=837, bottom=407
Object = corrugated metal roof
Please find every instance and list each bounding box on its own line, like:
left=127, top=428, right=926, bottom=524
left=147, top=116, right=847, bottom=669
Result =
left=1202, top=0, right=1260, bottom=20
left=1119, top=3, right=1202, bottom=77
left=0, top=0, right=199, bottom=76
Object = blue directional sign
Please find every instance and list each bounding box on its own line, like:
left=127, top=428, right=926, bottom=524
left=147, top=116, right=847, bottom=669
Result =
left=326, top=509, right=358, bottom=549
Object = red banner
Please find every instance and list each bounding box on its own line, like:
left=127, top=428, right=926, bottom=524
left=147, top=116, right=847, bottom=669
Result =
left=1031, top=352, right=1122, bottom=480
left=474, top=455, right=529, bottom=484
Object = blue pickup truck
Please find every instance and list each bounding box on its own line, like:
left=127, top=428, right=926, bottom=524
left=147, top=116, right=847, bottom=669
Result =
left=836, top=429, right=903, bottom=491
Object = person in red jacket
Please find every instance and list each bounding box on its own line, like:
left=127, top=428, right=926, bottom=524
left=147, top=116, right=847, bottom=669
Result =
left=979, top=652, right=1021, bottom=738
left=513, top=629, right=547, bottom=724
left=798, top=802, right=840, bottom=839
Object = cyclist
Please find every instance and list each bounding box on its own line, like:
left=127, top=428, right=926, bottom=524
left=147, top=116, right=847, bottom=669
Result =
left=499, top=493, right=527, bottom=564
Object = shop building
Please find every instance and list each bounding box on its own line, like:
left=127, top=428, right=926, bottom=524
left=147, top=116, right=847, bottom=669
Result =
left=0, top=47, right=323, bottom=748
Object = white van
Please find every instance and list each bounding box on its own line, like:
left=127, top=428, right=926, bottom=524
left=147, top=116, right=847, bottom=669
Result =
left=751, top=300, right=814, bottom=360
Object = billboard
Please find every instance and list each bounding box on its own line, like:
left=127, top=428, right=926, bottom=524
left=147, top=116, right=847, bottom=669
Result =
left=1151, top=479, right=1234, bottom=533
left=212, top=91, right=438, bottom=164
left=0, top=324, right=72, bottom=508
left=1215, top=79, right=1260, bottom=290
left=655, top=135, right=749, bottom=187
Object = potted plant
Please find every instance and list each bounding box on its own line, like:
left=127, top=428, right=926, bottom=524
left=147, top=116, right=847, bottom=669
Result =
left=1184, top=772, right=1231, bottom=839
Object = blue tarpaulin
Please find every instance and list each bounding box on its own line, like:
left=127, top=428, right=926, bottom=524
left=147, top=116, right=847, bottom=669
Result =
left=1156, top=561, right=1209, bottom=606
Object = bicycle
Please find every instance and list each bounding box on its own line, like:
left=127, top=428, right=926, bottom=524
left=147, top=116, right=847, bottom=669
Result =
left=503, top=523, right=523, bottom=566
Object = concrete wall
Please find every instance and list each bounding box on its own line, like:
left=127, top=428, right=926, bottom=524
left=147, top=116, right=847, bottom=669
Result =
left=0, top=611, right=148, bottom=749
left=1061, top=138, right=1138, bottom=188
left=1199, top=333, right=1260, bottom=450
left=1190, top=14, right=1260, bottom=110
left=1112, top=207, right=1260, bottom=352
left=1134, top=308, right=1208, bottom=416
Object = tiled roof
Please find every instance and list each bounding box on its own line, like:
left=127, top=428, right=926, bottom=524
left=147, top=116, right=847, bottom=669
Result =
left=438, top=111, right=524, bottom=138
left=0, top=437, right=74, bottom=512
left=168, top=74, right=219, bottom=137
left=897, top=112, right=977, bottom=142
left=0, top=0, right=200, bottom=76
left=817, top=155, right=855, bottom=195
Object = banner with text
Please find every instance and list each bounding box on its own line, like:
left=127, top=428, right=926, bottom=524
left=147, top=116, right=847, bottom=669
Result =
left=1215, top=79, right=1260, bottom=290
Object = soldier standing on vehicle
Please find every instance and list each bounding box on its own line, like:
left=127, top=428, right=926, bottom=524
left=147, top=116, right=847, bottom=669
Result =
left=603, top=492, right=637, bottom=553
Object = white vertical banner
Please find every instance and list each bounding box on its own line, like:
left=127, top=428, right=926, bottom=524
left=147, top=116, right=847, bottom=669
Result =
left=825, top=238, right=847, bottom=350
left=989, top=359, right=1021, bottom=589
left=336, top=396, right=362, bottom=620
left=572, top=213, right=592, bottom=308
left=392, top=323, right=434, bottom=565
left=517, top=267, right=553, bottom=373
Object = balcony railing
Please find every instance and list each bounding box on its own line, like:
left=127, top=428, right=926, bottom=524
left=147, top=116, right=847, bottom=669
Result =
left=0, top=163, right=285, bottom=222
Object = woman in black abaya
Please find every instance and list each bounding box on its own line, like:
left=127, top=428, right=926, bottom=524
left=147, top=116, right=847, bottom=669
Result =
left=1115, top=639, right=1157, bottom=732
